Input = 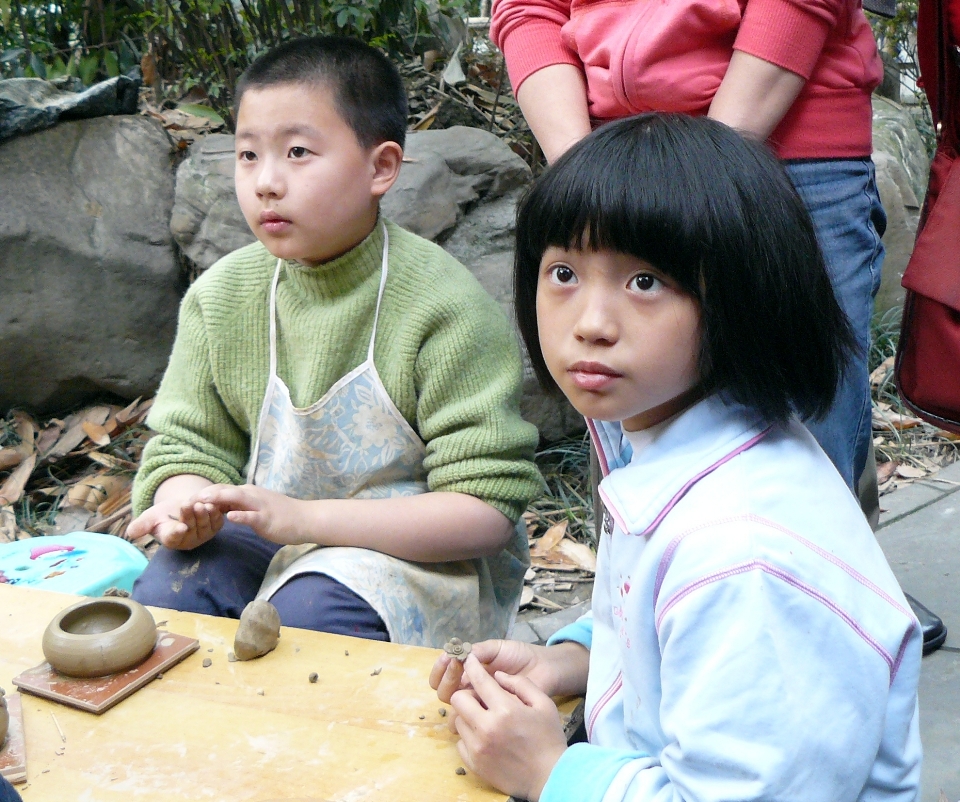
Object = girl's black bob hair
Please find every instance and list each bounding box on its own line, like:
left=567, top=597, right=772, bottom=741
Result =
left=514, top=113, right=858, bottom=425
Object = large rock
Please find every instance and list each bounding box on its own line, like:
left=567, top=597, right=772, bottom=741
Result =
left=872, top=96, right=930, bottom=316
left=0, top=115, right=181, bottom=414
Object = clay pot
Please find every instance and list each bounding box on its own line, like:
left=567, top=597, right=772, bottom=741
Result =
left=0, top=688, right=8, bottom=749
left=42, top=598, right=157, bottom=678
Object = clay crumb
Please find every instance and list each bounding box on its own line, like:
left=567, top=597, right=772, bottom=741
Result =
left=443, top=637, right=472, bottom=662
left=207, top=648, right=213, bottom=653
left=156, top=673, right=164, bottom=680
left=295, top=646, right=300, bottom=653
left=256, top=689, right=264, bottom=696
left=227, top=652, right=237, bottom=662
left=455, top=767, right=467, bottom=776
left=308, top=672, right=319, bottom=683
left=370, top=667, right=382, bottom=676
left=418, top=715, right=425, bottom=720
left=156, top=620, right=168, bottom=627
left=439, top=708, right=447, bottom=717
left=344, top=650, right=349, bottom=656
left=202, top=658, right=212, bottom=668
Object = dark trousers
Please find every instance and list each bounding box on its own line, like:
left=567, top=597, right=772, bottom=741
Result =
left=0, top=776, right=22, bottom=802
left=132, top=521, right=389, bottom=641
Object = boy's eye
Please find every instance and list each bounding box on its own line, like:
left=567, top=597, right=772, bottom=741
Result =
left=548, top=265, right=577, bottom=285
left=631, top=273, right=662, bottom=292
left=289, top=146, right=309, bottom=158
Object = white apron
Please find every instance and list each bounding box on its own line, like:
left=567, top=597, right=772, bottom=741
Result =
left=250, top=224, right=527, bottom=646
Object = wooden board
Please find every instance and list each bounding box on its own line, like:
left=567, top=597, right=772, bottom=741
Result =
left=1, top=584, right=565, bottom=801
left=13, top=633, right=199, bottom=713
left=0, top=693, right=26, bottom=784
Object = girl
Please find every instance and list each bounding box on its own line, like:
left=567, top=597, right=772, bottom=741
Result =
left=430, top=115, right=922, bottom=802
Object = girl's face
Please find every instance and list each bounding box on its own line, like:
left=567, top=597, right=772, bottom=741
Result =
left=536, top=247, right=702, bottom=431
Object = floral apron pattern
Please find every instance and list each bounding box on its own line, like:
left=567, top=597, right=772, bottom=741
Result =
left=251, top=224, right=526, bottom=646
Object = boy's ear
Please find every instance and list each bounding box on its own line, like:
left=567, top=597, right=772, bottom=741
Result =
left=369, top=141, right=403, bottom=198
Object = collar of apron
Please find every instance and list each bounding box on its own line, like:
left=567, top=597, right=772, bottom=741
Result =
left=281, top=222, right=386, bottom=302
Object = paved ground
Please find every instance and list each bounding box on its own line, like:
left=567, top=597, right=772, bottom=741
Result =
left=514, top=463, right=960, bottom=801
left=876, top=460, right=960, bottom=802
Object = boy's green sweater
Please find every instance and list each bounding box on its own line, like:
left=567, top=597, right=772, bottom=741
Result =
left=134, top=221, right=542, bottom=520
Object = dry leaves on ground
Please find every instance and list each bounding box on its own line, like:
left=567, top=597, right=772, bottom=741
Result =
left=870, top=355, right=960, bottom=496
left=0, top=399, right=156, bottom=555
left=519, top=516, right=596, bottom=611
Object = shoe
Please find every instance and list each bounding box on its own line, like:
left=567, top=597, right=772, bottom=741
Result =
left=905, top=594, right=947, bottom=655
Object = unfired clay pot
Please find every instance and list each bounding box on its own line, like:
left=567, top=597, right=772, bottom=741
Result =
left=42, top=597, right=157, bottom=678
left=0, top=687, right=8, bottom=749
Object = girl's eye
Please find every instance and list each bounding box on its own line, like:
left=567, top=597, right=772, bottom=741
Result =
left=631, top=273, right=662, bottom=293
left=548, top=265, right=577, bottom=285
left=238, top=150, right=256, bottom=162
left=289, top=146, right=309, bottom=158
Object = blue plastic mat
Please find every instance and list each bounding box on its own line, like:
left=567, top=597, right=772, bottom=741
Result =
left=0, top=532, right=147, bottom=597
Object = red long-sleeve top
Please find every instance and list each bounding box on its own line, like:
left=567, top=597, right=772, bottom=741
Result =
left=491, top=0, right=884, bottom=159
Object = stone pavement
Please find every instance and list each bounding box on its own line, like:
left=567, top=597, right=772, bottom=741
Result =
left=512, top=462, right=960, bottom=801
left=876, top=460, right=960, bottom=802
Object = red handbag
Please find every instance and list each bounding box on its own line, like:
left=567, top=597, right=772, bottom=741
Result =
left=895, top=0, right=960, bottom=433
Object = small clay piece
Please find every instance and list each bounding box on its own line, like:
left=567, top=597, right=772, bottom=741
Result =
left=455, top=767, right=467, bottom=776
left=370, top=667, right=382, bottom=676
left=42, top=597, right=157, bottom=678
left=227, top=652, right=238, bottom=662
left=233, top=600, right=281, bottom=661
left=439, top=708, right=447, bottom=717
left=443, top=637, right=472, bottom=662
left=256, top=689, right=264, bottom=696
left=344, top=650, right=349, bottom=656
left=202, top=658, right=212, bottom=668
left=418, top=714, right=425, bottom=720
left=0, top=687, right=8, bottom=749
left=308, top=672, right=319, bottom=683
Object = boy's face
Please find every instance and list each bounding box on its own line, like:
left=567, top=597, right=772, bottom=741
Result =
left=234, top=82, right=383, bottom=265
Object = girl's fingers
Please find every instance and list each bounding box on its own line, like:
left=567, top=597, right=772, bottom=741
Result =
left=494, top=671, right=550, bottom=707
left=432, top=656, right=466, bottom=703
left=460, top=655, right=512, bottom=708
left=429, top=653, right=452, bottom=691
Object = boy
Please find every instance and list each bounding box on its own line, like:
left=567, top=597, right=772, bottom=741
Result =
left=128, top=36, right=541, bottom=647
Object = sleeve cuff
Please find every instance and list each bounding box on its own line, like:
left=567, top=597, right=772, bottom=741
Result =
left=547, top=611, right=593, bottom=649
left=540, top=743, right=651, bottom=802
left=498, top=18, right=582, bottom=95
left=734, top=0, right=833, bottom=78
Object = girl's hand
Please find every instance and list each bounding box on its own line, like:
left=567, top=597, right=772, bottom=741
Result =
left=127, top=499, right=223, bottom=550
left=195, top=484, right=305, bottom=545
left=430, top=639, right=557, bottom=705
left=451, top=655, right=568, bottom=802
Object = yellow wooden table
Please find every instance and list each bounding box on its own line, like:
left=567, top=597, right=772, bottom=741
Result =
left=0, top=584, right=554, bottom=802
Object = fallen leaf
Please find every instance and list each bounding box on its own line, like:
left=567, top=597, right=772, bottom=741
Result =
left=0, top=410, right=38, bottom=468
left=46, top=405, right=111, bottom=460
left=81, top=420, right=111, bottom=446
left=87, top=452, right=139, bottom=470
left=0, top=453, right=37, bottom=506
left=530, top=521, right=568, bottom=556
left=35, top=419, right=65, bottom=457
left=67, top=474, right=129, bottom=512
left=555, top=539, right=597, bottom=572
left=895, top=464, right=926, bottom=479
left=115, top=397, right=143, bottom=424
left=519, top=586, right=534, bottom=607
left=869, top=356, right=895, bottom=387
left=0, top=505, right=21, bottom=543
left=876, top=461, right=898, bottom=483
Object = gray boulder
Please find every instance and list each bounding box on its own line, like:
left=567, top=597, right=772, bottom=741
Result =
left=0, top=115, right=181, bottom=414
left=872, top=96, right=930, bottom=316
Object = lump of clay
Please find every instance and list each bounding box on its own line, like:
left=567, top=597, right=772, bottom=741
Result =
left=443, top=637, right=472, bottom=662
left=234, top=600, right=281, bottom=661
left=0, top=687, right=8, bottom=749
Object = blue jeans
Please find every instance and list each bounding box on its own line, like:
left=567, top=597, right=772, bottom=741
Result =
left=784, top=159, right=885, bottom=490
left=132, top=521, right=389, bottom=640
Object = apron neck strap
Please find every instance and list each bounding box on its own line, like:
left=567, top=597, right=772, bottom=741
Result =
left=268, top=222, right=391, bottom=373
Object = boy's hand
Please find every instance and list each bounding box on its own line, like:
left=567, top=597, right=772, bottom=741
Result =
left=127, top=499, right=224, bottom=550
left=195, top=484, right=306, bottom=545
left=451, top=655, right=568, bottom=802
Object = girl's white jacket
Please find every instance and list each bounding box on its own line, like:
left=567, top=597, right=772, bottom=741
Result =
left=544, top=396, right=922, bottom=802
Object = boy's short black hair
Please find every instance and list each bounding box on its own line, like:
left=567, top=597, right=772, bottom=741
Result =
left=514, top=113, right=858, bottom=425
left=235, top=36, right=407, bottom=149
